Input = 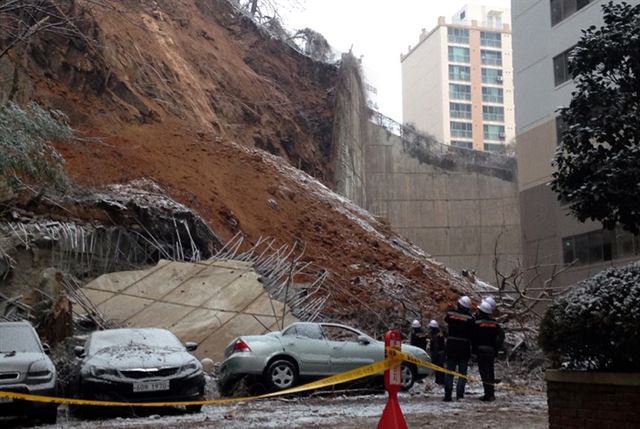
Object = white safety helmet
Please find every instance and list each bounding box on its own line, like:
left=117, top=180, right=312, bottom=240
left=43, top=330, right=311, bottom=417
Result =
left=411, top=319, right=421, bottom=328
left=428, top=320, right=439, bottom=329
left=483, top=296, right=497, bottom=310
left=478, top=300, right=493, bottom=315
left=458, top=295, right=472, bottom=309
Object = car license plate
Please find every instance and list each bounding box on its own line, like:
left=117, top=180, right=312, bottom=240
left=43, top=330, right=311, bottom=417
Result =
left=0, top=396, right=13, bottom=404
left=133, top=381, right=170, bottom=393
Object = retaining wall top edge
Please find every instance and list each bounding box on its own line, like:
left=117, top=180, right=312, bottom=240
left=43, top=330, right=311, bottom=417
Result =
left=545, top=369, right=640, bottom=386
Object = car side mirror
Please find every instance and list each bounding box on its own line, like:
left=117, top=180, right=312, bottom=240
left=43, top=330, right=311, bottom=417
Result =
left=42, top=343, right=51, bottom=355
left=74, top=346, right=85, bottom=358
left=357, top=335, right=370, bottom=345
left=185, top=342, right=198, bottom=352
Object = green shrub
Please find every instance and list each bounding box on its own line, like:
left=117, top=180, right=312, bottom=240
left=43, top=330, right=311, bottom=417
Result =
left=0, top=102, right=73, bottom=191
left=539, top=262, right=640, bottom=371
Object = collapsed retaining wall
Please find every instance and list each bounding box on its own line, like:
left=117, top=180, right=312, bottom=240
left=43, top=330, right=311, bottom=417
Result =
left=331, top=54, right=369, bottom=207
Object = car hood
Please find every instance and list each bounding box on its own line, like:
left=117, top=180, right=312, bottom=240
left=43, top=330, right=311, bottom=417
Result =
left=401, top=344, right=430, bottom=359
left=84, top=344, right=194, bottom=370
left=0, top=352, right=52, bottom=373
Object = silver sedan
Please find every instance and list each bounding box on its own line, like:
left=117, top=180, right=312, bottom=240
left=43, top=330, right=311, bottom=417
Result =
left=219, top=322, right=431, bottom=394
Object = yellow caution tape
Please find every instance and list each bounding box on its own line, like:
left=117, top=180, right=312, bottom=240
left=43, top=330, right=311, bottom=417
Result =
left=0, top=357, right=399, bottom=407
left=0, top=349, right=543, bottom=406
left=391, top=349, right=545, bottom=395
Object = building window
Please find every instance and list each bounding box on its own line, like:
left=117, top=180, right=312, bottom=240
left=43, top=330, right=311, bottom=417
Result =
left=450, top=121, right=473, bottom=138
left=481, top=50, right=502, bottom=66
left=449, top=83, right=471, bottom=100
left=484, top=143, right=505, bottom=153
left=480, top=31, right=502, bottom=48
left=448, top=27, right=469, bottom=44
left=556, top=116, right=568, bottom=145
left=450, top=102, right=472, bottom=119
left=551, top=0, right=594, bottom=26
left=451, top=140, right=473, bottom=149
left=448, top=46, right=470, bottom=63
left=483, top=124, right=505, bottom=140
left=482, top=87, right=504, bottom=103
left=481, top=68, right=503, bottom=85
left=562, top=229, right=638, bottom=265
left=483, top=105, right=504, bottom=122
left=449, top=65, right=471, bottom=81
left=553, top=47, right=574, bottom=86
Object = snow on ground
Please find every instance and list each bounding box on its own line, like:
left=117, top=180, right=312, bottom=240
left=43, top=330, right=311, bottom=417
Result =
left=6, top=383, right=547, bottom=429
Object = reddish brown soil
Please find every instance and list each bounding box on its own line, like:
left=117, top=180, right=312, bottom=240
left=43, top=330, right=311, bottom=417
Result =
left=6, top=0, right=469, bottom=325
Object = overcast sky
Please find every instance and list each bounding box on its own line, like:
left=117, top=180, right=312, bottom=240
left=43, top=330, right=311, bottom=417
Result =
left=285, top=0, right=510, bottom=123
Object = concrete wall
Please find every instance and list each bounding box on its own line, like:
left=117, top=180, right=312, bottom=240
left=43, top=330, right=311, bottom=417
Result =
left=364, top=119, right=521, bottom=282
left=331, top=54, right=369, bottom=207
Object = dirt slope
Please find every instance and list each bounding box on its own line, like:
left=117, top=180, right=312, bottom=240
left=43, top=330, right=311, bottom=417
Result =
left=2, top=0, right=471, bottom=325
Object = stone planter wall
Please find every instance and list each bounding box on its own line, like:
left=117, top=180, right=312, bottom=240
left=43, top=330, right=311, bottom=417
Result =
left=546, top=370, right=640, bottom=429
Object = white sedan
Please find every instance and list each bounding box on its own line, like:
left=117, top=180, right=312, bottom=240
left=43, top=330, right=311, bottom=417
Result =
left=219, top=322, right=431, bottom=394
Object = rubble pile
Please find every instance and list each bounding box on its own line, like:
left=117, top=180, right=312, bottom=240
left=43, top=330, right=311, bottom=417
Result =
left=1, top=0, right=474, bottom=331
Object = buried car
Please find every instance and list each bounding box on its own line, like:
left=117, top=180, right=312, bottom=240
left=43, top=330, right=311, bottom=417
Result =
left=219, top=322, right=431, bottom=394
left=0, top=321, right=58, bottom=424
left=75, top=328, right=205, bottom=412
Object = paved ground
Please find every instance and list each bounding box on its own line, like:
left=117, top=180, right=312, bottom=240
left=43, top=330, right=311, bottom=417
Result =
left=3, top=385, right=548, bottom=428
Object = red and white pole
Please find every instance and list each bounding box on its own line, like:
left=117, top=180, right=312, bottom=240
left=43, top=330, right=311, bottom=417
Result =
left=377, top=330, right=408, bottom=429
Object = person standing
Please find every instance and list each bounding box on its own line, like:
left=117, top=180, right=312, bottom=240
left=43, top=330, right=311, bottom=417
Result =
left=473, top=300, right=504, bottom=401
left=443, top=296, right=475, bottom=402
left=427, top=319, right=445, bottom=385
left=409, top=319, right=427, bottom=351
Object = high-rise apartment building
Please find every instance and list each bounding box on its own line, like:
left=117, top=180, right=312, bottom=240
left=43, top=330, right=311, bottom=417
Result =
left=401, top=5, right=515, bottom=153
left=513, top=0, right=640, bottom=287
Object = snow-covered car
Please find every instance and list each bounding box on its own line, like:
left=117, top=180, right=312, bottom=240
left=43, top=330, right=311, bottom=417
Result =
left=219, top=322, right=431, bottom=394
left=0, top=321, right=58, bottom=424
left=75, top=328, right=205, bottom=413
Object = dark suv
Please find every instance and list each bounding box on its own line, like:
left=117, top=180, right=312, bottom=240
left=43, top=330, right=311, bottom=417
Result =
left=0, top=321, right=58, bottom=424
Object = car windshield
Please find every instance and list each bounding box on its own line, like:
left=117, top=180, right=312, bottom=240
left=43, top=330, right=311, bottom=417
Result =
left=0, top=325, right=41, bottom=353
left=88, top=329, right=183, bottom=355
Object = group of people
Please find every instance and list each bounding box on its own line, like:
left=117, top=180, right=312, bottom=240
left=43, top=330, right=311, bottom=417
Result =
left=409, top=295, right=504, bottom=402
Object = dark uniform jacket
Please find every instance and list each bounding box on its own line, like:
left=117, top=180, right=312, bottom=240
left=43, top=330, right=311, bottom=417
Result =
left=444, top=306, right=475, bottom=360
left=429, top=329, right=445, bottom=361
left=410, top=328, right=427, bottom=351
left=473, top=311, right=505, bottom=356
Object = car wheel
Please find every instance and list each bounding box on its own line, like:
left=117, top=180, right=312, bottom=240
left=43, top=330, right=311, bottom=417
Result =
left=400, top=364, right=417, bottom=391
left=266, top=359, right=298, bottom=391
left=186, top=404, right=202, bottom=413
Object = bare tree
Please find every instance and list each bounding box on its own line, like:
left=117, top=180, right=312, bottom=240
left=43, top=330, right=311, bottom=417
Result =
left=289, top=28, right=332, bottom=62
left=0, top=0, right=82, bottom=59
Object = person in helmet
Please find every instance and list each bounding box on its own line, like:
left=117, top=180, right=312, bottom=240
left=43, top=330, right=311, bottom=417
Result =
left=473, top=300, right=504, bottom=402
left=409, top=319, right=427, bottom=351
left=427, top=319, right=445, bottom=385
left=483, top=296, right=497, bottom=312
left=443, top=295, right=475, bottom=401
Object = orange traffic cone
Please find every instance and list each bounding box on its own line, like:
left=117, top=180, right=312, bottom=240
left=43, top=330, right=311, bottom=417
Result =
left=377, top=330, right=409, bottom=429
left=377, top=390, right=408, bottom=429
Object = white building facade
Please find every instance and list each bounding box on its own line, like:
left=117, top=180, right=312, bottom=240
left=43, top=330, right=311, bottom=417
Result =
left=401, top=5, right=515, bottom=153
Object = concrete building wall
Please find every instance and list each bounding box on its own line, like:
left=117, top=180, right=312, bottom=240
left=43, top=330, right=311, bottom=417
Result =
left=513, top=0, right=640, bottom=288
left=401, top=26, right=446, bottom=143
left=365, top=121, right=521, bottom=283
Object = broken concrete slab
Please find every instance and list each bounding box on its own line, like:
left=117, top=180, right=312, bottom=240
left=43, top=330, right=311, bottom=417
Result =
left=81, top=259, right=297, bottom=361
